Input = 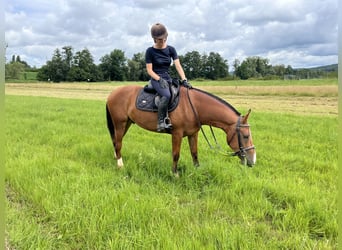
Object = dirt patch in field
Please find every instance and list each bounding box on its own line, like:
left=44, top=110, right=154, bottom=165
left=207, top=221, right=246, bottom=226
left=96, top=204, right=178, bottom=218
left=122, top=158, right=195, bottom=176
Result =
left=220, top=95, right=337, bottom=116
left=5, top=83, right=337, bottom=116
left=201, top=85, right=338, bottom=97
left=203, top=85, right=337, bottom=116
left=5, top=83, right=117, bottom=100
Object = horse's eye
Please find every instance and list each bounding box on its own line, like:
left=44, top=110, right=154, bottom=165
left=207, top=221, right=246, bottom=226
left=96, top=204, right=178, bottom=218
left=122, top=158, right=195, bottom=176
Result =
left=243, top=134, right=250, bottom=139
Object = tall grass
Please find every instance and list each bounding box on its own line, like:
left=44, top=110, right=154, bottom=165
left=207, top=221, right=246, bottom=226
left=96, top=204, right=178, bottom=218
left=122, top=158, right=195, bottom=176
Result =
left=5, top=95, right=337, bottom=249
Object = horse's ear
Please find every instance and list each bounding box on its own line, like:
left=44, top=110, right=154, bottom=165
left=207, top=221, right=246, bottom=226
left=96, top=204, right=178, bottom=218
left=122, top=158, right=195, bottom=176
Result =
left=242, top=109, right=251, bottom=123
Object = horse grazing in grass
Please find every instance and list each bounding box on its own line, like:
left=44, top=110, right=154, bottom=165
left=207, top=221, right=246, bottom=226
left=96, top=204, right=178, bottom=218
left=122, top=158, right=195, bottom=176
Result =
left=106, top=85, right=256, bottom=175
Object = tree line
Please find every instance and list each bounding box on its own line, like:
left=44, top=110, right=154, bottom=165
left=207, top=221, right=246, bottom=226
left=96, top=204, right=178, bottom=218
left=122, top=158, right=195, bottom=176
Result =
left=36, top=46, right=230, bottom=82
left=6, top=46, right=337, bottom=82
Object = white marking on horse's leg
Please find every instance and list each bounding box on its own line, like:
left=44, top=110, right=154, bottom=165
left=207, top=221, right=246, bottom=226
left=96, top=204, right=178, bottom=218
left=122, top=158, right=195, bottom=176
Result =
left=113, top=150, right=117, bottom=159
left=117, top=157, right=124, bottom=168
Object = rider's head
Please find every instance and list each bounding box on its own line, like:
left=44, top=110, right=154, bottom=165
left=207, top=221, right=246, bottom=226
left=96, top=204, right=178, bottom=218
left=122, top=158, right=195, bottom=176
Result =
left=151, top=23, right=168, bottom=40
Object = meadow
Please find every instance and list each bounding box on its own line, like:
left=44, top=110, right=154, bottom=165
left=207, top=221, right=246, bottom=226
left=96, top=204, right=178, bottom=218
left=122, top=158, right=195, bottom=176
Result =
left=5, top=80, right=338, bottom=249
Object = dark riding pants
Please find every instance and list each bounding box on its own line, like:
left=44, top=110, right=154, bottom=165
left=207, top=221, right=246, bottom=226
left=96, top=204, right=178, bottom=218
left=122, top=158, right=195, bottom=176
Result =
left=150, top=72, right=171, bottom=99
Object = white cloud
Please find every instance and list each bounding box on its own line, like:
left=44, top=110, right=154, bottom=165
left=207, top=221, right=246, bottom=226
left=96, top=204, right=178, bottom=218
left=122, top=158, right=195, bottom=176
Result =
left=5, top=0, right=338, bottom=68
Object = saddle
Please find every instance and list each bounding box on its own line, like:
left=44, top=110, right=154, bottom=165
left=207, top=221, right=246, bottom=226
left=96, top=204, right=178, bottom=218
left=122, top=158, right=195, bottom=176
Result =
left=136, top=79, right=181, bottom=112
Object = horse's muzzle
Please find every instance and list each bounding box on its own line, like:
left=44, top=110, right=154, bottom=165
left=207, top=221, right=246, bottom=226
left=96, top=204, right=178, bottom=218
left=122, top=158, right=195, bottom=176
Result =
left=240, top=151, right=256, bottom=167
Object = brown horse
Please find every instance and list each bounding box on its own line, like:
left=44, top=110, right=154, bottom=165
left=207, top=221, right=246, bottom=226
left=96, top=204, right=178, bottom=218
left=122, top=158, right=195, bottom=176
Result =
left=106, top=85, right=256, bottom=175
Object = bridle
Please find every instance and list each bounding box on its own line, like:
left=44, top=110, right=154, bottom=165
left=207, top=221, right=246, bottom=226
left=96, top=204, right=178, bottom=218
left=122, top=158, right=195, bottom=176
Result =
left=229, top=116, right=255, bottom=158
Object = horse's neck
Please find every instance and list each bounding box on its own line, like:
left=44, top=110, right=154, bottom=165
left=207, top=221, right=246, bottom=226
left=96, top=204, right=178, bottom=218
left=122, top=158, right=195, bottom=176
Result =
left=195, top=91, right=239, bottom=129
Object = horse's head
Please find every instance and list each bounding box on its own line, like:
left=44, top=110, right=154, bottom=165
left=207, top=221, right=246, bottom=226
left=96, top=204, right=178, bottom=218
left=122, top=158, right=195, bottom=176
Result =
left=228, top=109, right=256, bottom=167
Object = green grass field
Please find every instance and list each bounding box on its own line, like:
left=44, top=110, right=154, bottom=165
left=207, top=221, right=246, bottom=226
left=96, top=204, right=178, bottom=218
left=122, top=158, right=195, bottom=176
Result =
left=5, top=81, right=338, bottom=249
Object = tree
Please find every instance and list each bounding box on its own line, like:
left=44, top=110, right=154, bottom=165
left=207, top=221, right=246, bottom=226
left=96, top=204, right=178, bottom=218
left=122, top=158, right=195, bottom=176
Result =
left=235, top=56, right=271, bottom=79
left=285, top=65, right=294, bottom=75
left=99, top=49, right=128, bottom=81
left=255, top=57, right=270, bottom=76
left=9, top=54, right=30, bottom=69
left=203, top=52, right=229, bottom=80
left=171, top=51, right=229, bottom=80
left=37, top=49, right=67, bottom=82
left=37, top=46, right=103, bottom=82
left=62, top=46, right=73, bottom=70
left=237, top=60, right=253, bottom=79
left=181, top=51, right=203, bottom=79
left=67, top=48, right=102, bottom=81
left=127, top=52, right=149, bottom=81
left=272, top=64, right=286, bottom=77
left=5, top=61, right=25, bottom=80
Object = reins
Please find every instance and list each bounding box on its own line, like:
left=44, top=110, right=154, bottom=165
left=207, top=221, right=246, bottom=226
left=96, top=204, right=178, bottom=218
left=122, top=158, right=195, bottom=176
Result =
left=205, top=125, right=232, bottom=156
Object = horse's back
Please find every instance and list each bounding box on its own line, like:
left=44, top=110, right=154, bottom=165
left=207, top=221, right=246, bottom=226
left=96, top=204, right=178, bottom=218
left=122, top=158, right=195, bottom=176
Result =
left=107, top=85, right=142, bottom=105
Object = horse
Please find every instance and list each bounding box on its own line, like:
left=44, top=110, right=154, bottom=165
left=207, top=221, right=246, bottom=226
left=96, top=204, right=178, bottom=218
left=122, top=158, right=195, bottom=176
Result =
left=106, top=85, right=256, bottom=176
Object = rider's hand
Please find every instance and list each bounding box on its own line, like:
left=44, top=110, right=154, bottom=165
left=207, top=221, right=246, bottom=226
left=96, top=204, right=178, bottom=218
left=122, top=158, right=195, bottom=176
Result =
left=182, top=79, right=192, bottom=89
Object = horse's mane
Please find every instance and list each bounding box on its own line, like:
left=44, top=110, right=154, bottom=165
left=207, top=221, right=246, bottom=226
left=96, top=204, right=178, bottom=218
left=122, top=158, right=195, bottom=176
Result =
left=192, top=88, right=241, bottom=116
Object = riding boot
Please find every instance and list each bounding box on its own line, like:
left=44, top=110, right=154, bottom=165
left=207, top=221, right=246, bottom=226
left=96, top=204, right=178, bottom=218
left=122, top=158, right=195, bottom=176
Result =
left=157, top=96, right=172, bottom=132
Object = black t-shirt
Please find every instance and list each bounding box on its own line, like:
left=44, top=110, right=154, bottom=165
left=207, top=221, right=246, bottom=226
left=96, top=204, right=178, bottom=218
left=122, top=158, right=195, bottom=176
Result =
left=145, top=45, right=178, bottom=74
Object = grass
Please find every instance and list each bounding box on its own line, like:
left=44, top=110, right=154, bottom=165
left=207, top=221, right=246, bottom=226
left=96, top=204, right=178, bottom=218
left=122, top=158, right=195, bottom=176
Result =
left=5, top=93, right=337, bottom=249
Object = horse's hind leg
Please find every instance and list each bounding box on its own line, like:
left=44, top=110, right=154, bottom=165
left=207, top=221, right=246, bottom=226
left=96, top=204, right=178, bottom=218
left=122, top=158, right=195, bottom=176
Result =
left=188, top=132, right=199, bottom=167
left=113, top=120, right=132, bottom=168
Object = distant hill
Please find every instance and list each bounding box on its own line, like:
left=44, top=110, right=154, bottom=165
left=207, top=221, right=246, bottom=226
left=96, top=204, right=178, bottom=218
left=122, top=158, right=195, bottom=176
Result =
left=286, top=64, right=338, bottom=79
left=299, top=64, right=338, bottom=72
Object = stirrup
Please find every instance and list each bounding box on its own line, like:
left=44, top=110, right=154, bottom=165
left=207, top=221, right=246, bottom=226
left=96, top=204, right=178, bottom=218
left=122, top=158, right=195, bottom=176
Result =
left=157, top=118, right=173, bottom=132
left=157, top=123, right=172, bottom=132
left=164, top=117, right=172, bottom=130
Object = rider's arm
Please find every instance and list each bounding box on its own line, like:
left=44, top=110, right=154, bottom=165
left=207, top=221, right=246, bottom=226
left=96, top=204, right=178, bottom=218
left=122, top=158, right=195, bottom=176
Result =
left=146, top=63, right=161, bottom=81
left=173, top=58, right=186, bottom=81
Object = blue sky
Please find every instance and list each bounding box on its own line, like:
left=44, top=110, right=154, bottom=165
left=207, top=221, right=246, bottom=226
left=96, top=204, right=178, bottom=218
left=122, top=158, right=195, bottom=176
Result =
left=5, top=0, right=338, bottom=68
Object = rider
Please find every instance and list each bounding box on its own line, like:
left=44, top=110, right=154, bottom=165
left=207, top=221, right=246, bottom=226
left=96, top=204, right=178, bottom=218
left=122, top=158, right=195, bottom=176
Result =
left=145, top=23, right=192, bottom=132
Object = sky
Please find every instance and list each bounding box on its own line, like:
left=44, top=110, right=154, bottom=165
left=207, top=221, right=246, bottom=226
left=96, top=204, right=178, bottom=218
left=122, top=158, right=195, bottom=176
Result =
left=5, top=0, right=338, bottom=69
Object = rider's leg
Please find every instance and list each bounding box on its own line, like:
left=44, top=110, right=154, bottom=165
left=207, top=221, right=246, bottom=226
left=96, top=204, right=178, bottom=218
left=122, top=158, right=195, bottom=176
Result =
left=150, top=78, right=172, bottom=132
left=157, top=96, right=172, bottom=132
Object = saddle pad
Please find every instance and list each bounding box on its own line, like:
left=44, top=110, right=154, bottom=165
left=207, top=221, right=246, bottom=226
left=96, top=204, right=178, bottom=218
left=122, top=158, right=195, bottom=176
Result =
left=136, top=88, right=180, bottom=112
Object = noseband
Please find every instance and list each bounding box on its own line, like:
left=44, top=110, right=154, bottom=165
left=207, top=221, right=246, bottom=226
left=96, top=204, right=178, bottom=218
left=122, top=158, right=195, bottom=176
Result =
left=229, top=116, right=255, bottom=158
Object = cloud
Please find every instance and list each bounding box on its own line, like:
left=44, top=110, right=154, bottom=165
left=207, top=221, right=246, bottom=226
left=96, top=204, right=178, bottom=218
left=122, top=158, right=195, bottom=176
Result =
left=5, top=0, right=338, bottom=68
left=232, top=0, right=306, bottom=26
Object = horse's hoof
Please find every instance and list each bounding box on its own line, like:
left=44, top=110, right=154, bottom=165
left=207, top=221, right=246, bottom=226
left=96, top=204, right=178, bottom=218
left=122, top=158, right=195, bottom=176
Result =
left=117, top=157, right=124, bottom=168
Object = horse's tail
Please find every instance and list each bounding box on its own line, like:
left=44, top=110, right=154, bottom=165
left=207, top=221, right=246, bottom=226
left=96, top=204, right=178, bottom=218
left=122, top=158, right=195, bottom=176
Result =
left=106, top=104, right=115, bottom=140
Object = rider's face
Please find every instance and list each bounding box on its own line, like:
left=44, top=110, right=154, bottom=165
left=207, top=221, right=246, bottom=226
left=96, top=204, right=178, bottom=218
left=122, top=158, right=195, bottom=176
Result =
left=154, top=37, right=167, bottom=48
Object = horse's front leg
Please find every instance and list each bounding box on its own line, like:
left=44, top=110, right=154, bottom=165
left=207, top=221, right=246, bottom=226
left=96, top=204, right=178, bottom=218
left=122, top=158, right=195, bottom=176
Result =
left=187, top=132, right=199, bottom=167
left=171, top=132, right=183, bottom=176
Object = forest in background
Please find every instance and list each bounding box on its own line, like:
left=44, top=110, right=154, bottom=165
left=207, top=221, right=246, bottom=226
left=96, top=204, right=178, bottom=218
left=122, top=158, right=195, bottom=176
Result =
left=5, top=46, right=338, bottom=82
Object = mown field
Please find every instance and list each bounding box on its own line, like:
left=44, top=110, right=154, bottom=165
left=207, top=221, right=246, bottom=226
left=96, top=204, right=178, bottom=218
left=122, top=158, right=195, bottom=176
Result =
left=5, top=80, right=338, bottom=249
